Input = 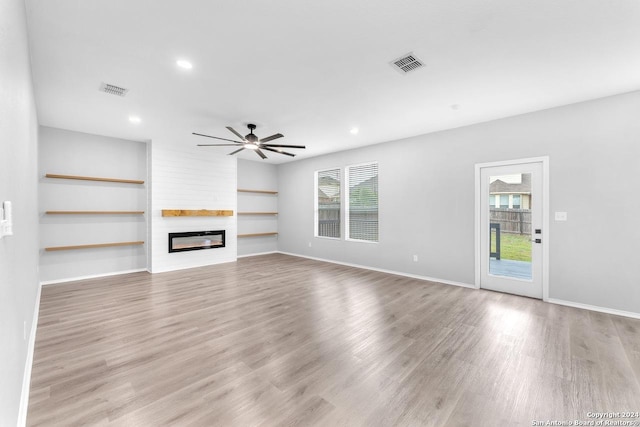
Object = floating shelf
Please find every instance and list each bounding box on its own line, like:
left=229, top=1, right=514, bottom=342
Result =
left=238, top=212, right=278, bottom=215
left=162, top=209, right=234, bottom=217
left=45, top=173, right=144, bottom=185
left=237, top=189, right=278, bottom=195
left=45, top=241, right=144, bottom=251
left=46, top=211, right=145, bottom=215
left=238, top=232, right=278, bottom=238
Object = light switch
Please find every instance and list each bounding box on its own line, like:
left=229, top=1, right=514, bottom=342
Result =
left=554, top=211, right=568, bottom=221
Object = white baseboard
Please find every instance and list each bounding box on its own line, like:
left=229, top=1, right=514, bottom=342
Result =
left=276, top=252, right=640, bottom=320
left=17, top=281, right=42, bottom=426
left=547, top=298, right=640, bottom=320
left=237, top=251, right=278, bottom=259
left=40, top=268, right=148, bottom=286
left=276, top=251, right=475, bottom=289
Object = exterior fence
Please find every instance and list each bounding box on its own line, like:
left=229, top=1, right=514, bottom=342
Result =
left=318, top=220, right=340, bottom=238
left=318, top=218, right=378, bottom=240
left=490, top=208, right=531, bottom=235
left=317, top=207, right=378, bottom=240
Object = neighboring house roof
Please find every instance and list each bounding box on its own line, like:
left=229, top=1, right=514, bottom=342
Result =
left=318, top=175, right=340, bottom=200
left=351, top=175, right=378, bottom=192
left=490, top=174, right=531, bottom=194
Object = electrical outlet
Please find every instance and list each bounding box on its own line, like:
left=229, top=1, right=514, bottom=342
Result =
left=413, top=255, right=418, bottom=262
left=308, top=241, right=312, bottom=248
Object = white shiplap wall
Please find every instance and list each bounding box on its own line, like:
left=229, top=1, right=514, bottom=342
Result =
left=150, top=141, right=237, bottom=272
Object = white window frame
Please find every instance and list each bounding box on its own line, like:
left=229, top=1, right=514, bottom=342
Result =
left=314, top=168, right=341, bottom=240
left=345, top=161, right=379, bottom=243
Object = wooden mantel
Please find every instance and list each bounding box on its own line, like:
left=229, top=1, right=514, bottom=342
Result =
left=161, top=209, right=234, bottom=217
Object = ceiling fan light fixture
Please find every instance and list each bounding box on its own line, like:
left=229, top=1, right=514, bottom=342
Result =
left=194, top=123, right=305, bottom=159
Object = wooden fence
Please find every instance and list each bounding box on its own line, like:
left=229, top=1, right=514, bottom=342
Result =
left=490, top=208, right=531, bottom=234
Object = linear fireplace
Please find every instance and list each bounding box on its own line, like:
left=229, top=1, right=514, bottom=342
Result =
left=168, top=230, right=225, bottom=253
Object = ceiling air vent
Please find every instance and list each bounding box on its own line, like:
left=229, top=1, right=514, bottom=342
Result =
left=99, top=82, right=129, bottom=97
left=390, top=53, right=424, bottom=74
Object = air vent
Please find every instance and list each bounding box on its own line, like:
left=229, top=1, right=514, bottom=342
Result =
left=99, top=82, right=129, bottom=97
left=390, top=53, right=424, bottom=74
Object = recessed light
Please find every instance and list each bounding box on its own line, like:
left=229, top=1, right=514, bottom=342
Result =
left=176, top=59, right=193, bottom=70
left=129, top=115, right=141, bottom=124
left=350, top=127, right=359, bottom=135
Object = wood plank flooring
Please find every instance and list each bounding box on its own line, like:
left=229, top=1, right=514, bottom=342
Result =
left=27, top=253, right=640, bottom=426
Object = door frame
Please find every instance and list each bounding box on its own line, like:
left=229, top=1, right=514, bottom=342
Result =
left=474, top=156, right=550, bottom=301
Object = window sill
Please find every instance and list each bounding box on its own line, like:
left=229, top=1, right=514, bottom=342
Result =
left=345, top=238, right=379, bottom=244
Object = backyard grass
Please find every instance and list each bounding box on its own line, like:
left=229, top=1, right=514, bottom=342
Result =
left=491, top=232, right=532, bottom=262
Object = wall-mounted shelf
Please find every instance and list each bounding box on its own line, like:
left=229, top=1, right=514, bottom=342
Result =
left=45, top=241, right=144, bottom=251
left=237, top=188, right=278, bottom=244
left=238, top=212, right=278, bottom=215
left=237, top=189, right=278, bottom=195
left=45, top=173, right=144, bottom=185
left=46, top=211, right=145, bottom=215
left=161, top=209, right=234, bottom=217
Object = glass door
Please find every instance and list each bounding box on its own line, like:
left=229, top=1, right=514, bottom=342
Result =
left=479, top=161, right=543, bottom=299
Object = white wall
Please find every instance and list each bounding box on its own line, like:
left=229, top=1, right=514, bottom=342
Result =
left=0, top=0, right=40, bottom=424
left=150, top=140, right=237, bottom=272
left=278, top=91, right=640, bottom=315
left=39, top=127, right=147, bottom=282
left=237, top=159, right=278, bottom=256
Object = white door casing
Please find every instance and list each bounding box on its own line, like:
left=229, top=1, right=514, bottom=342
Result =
left=475, top=157, right=549, bottom=300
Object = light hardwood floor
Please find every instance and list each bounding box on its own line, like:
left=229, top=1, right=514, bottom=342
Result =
left=27, top=254, right=640, bottom=426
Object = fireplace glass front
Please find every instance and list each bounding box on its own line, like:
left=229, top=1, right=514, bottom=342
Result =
left=168, top=230, right=225, bottom=253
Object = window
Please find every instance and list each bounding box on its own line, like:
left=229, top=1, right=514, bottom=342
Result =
left=346, top=162, right=378, bottom=242
left=499, top=195, right=508, bottom=208
left=489, top=195, right=496, bottom=207
left=315, top=168, right=341, bottom=238
left=512, top=194, right=521, bottom=209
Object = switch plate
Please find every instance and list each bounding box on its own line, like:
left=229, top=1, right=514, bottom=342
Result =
left=413, top=255, right=418, bottom=262
left=554, top=212, right=568, bottom=221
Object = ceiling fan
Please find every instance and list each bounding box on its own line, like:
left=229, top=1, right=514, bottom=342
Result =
left=193, top=124, right=305, bottom=159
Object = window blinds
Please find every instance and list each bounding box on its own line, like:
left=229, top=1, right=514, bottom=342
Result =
left=316, top=168, right=341, bottom=238
left=347, top=162, right=378, bottom=242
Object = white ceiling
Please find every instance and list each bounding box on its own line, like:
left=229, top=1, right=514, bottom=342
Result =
left=25, top=0, right=640, bottom=163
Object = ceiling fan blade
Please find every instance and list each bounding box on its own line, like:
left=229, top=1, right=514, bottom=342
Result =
left=261, top=144, right=306, bottom=149
left=262, top=147, right=296, bottom=157
left=197, top=144, right=242, bottom=147
left=228, top=147, right=245, bottom=155
left=255, top=148, right=267, bottom=159
left=226, top=126, right=247, bottom=141
left=259, top=133, right=284, bottom=143
left=192, top=133, right=243, bottom=143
